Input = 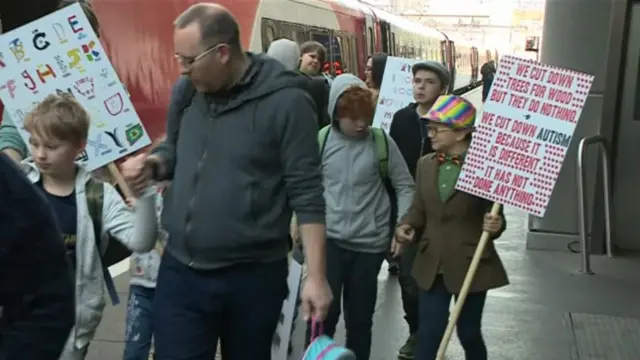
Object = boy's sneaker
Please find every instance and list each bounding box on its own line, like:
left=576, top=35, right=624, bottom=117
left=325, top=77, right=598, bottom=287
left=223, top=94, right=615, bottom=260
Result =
left=398, top=333, right=417, bottom=359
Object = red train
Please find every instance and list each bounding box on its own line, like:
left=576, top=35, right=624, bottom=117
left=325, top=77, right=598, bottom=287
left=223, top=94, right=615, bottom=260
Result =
left=2, top=0, right=499, bottom=142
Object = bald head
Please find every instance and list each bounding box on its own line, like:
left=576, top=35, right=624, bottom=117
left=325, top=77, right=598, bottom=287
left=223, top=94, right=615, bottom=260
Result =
left=174, top=3, right=241, bottom=52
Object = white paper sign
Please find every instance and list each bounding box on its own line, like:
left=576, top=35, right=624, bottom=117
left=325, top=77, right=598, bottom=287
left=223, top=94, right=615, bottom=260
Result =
left=455, top=55, right=594, bottom=217
left=372, top=56, right=421, bottom=131
left=0, top=3, right=151, bottom=171
left=271, top=259, right=303, bottom=360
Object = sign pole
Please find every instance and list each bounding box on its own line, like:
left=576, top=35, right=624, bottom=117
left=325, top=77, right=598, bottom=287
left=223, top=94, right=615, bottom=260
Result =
left=436, top=202, right=502, bottom=360
left=106, top=162, right=134, bottom=199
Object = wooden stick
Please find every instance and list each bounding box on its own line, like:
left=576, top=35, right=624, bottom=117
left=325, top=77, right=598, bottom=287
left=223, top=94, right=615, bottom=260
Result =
left=436, top=202, right=502, bottom=360
left=106, top=162, right=135, bottom=200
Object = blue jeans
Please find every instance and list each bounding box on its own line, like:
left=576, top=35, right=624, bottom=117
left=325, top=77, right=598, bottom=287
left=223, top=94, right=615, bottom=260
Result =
left=416, top=275, right=487, bottom=360
left=306, top=239, right=385, bottom=360
left=123, top=285, right=155, bottom=360
left=152, top=251, right=288, bottom=360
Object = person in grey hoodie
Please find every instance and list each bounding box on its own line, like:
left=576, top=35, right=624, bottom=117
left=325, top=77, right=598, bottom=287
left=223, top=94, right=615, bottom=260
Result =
left=308, top=73, right=415, bottom=359
left=267, top=38, right=330, bottom=128
left=267, top=38, right=300, bottom=71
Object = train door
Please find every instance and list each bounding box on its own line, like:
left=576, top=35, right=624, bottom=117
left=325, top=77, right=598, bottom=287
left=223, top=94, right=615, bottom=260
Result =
left=365, top=14, right=375, bottom=57
left=611, top=2, right=640, bottom=251
left=444, top=40, right=456, bottom=94
left=471, top=47, right=479, bottom=84
left=380, top=21, right=392, bottom=55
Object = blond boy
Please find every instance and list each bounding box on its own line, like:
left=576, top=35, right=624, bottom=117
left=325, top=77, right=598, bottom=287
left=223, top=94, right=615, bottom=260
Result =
left=20, top=93, right=158, bottom=360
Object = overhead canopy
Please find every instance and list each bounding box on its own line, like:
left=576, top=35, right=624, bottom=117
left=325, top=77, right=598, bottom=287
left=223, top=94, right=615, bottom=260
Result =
left=0, top=0, right=59, bottom=32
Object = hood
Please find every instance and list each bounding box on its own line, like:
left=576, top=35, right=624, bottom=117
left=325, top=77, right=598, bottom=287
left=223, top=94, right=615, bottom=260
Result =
left=20, top=158, right=95, bottom=187
left=211, top=53, right=306, bottom=115
left=327, top=73, right=368, bottom=124
left=266, top=39, right=300, bottom=71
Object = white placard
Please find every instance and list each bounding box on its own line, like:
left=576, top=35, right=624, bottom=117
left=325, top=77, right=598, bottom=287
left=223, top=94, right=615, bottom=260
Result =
left=456, top=55, right=594, bottom=217
left=372, top=56, right=421, bottom=131
left=271, top=259, right=303, bottom=360
left=0, top=3, right=151, bottom=170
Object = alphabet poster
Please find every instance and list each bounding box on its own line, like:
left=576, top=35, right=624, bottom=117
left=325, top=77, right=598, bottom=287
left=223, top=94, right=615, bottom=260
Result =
left=0, top=3, right=151, bottom=171
left=372, top=56, right=420, bottom=132
left=456, top=55, right=594, bottom=217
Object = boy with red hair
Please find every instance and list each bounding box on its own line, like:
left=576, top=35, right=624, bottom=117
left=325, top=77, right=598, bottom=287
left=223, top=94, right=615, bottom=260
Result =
left=308, top=74, right=415, bottom=359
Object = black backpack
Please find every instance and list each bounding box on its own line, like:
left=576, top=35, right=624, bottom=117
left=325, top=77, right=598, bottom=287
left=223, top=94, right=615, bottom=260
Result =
left=85, top=178, right=132, bottom=267
left=305, top=75, right=331, bottom=128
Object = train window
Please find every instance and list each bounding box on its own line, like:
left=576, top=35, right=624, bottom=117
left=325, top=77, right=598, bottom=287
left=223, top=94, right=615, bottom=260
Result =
left=368, top=26, right=374, bottom=55
left=260, top=19, right=276, bottom=52
left=349, top=34, right=358, bottom=74
left=331, top=34, right=346, bottom=75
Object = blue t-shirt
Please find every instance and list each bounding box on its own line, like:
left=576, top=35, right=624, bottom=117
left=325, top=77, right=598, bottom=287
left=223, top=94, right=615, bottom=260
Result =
left=36, top=181, right=78, bottom=268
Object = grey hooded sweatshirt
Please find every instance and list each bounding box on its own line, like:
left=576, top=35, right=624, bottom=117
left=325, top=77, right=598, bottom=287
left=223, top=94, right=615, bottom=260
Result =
left=152, top=53, right=325, bottom=269
left=323, top=74, right=415, bottom=253
left=267, top=39, right=300, bottom=71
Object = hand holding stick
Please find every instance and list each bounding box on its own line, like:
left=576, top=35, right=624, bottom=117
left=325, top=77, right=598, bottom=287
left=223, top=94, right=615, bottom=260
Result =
left=436, top=202, right=502, bottom=360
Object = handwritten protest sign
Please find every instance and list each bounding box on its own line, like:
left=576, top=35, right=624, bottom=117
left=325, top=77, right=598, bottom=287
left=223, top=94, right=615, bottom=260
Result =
left=372, top=56, right=420, bottom=131
left=455, top=55, right=594, bottom=217
left=0, top=3, right=151, bottom=171
left=271, top=259, right=303, bottom=360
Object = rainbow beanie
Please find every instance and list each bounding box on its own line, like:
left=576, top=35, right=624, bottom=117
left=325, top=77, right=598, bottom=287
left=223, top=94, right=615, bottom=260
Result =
left=422, top=95, right=476, bottom=130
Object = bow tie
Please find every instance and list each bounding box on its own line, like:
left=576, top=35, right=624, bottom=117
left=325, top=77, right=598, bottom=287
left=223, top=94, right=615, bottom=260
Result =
left=437, top=153, right=463, bottom=166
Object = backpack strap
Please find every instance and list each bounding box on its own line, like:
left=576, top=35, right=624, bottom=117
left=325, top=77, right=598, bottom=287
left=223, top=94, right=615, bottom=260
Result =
left=86, top=178, right=103, bottom=247
left=370, top=127, right=389, bottom=180
left=85, top=178, right=120, bottom=306
left=318, top=125, right=332, bottom=155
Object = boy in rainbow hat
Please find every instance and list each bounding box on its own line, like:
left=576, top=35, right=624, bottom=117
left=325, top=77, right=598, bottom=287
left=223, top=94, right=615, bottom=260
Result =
left=395, top=95, right=509, bottom=360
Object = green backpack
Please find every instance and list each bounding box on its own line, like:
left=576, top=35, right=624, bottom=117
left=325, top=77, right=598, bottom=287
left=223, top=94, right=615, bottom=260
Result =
left=317, top=125, right=389, bottom=179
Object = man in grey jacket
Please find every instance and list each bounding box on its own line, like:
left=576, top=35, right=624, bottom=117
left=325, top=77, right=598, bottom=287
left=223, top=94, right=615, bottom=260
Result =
left=121, top=4, right=332, bottom=359
left=310, top=73, right=415, bottom=359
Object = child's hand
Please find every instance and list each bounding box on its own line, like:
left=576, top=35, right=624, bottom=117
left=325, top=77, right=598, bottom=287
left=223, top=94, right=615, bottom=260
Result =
left=390, top=237, right=404, bottom=257
left=395, top=224, right=415, bottom=244
left=482, top=213, right=502, bottom=234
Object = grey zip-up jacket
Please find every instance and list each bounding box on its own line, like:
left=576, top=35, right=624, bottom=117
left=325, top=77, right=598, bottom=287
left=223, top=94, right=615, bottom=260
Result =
left=323, top=74, right=415, bottom=252
left=152, top=53, right=325, bottom=269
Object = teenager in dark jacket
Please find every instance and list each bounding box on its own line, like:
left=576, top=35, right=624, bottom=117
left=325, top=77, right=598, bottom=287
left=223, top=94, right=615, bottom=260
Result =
left=389, top=61, right=451, bottom=360
left=0, top=153, right=75, bottom=360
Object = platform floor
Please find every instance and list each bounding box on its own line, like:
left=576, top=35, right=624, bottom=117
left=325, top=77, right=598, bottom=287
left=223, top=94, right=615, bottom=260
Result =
left=87, top=88, right=640, bottom=359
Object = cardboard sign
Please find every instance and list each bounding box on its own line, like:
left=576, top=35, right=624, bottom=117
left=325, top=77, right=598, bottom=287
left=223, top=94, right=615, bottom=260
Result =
left=372, top=57, right=421, bottom=131
left=271, top=259, right=303, bottom=360
left=456, top=55, right=594, bottom=217
left=0, top=3, right=151, bottom=170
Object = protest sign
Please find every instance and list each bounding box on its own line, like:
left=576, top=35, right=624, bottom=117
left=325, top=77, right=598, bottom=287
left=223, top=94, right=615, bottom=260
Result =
left=455, top=55, right=594, bottom=217
left=0, top=3, right=151, bottom=171
left=372, top=56, right=420, bottom=131
left=271, top=258, right=303, bottom=360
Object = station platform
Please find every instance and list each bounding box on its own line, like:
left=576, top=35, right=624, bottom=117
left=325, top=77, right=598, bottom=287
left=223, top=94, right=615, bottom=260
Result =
left=88, top=88, right=640, bottom=359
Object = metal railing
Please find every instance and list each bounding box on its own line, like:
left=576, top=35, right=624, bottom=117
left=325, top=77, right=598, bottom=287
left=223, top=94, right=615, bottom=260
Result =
left=576, top=135, right=613, bottom=275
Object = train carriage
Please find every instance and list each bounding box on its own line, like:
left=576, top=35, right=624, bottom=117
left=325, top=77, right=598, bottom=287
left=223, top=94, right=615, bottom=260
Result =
left=1, top=0, right=500, bottom=142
